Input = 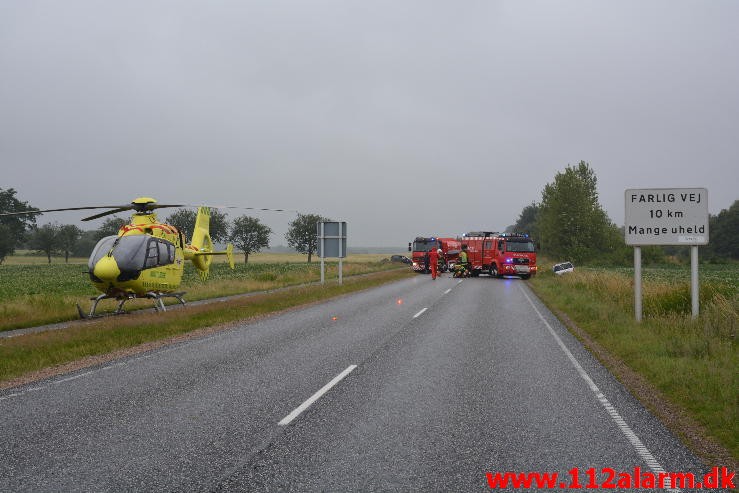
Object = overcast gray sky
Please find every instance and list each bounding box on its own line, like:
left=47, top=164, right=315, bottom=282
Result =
left=1, top=0, right=737, bottom=247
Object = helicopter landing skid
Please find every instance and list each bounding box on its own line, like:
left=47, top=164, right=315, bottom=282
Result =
left=146, top=291, right=187, bottom=313
left=76, top=292, right=187, bottom=319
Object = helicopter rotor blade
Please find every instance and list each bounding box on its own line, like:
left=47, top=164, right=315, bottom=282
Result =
left=189, top=205, right=299, bottom=213
left=0, top=205, right=132, bottom=218
left=149, top=204, right=188, bottom=210
left=240, top=206, right=296, bottom=212
left=0, top=201, right=298, bottom=222
left=81, top=207, right=134, bottom=221
left=82, top=203, right=189, bottom=220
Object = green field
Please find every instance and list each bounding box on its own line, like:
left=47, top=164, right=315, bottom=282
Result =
left=592, top=263, right=739, bottom=287
left=0, top=253, right=407, bottom=331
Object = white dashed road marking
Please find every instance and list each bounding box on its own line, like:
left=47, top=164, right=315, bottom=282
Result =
left=278, top=365, right=358, bottom=426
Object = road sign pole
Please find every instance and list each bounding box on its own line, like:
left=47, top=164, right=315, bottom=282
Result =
left=338, top=222, right=343, bottom=285
left=320, top=222, right=325, bottom=285
left=691, top=245, right=699, bottom=319
left=634, top=246, right=642, bottom=323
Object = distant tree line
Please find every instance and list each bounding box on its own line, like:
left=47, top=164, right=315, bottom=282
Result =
left=509, top=162, right=739, bottom=265
left=7, top=181, right=732, bottom=267
left=0, top=187, right=330, bottom=264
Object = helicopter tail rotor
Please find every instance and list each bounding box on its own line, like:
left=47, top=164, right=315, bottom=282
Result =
left=225, top=243, right=235, bottom=269
left=187, top=206, right=235, bottom=280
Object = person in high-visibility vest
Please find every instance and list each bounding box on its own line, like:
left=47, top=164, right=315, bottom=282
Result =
left=429, top=248, right=440, bottom=280
left=459, top=245, right=469, bottom=276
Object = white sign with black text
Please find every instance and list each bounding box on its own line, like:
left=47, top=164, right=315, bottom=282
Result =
left=624, top=188, right=709, bottom=245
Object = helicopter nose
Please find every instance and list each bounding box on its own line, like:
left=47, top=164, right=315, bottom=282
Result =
left=93, top=256, right=121, bottom=282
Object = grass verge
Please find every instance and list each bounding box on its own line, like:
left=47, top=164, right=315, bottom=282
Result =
left=529, top=265, right=737, bottom=468
left=0, top=268, right=413, bottom=388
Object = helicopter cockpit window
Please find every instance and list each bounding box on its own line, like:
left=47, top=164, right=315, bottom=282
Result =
left=144, top=241, right=158, bottom=269
left=159, top=241, right=175, bottom=263
left=88, top=236, right=118, bottom=271
left=113, top=236, right=176, bottom=272
left=113, top=236, right=148, bottom=272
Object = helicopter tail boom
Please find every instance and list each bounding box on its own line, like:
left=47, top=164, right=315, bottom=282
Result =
left=187, top=207, right=235, bottom=280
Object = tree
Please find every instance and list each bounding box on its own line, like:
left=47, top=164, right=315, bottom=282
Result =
left=57, top=224, right=83, bottom=263
left=513, top=202, right=541, bottom=238
left=73, top=230, right=103, bottom=258
left=537, top=161, right=616, bottom=262
left=285, top=213, right=327, bottom=263
left=28, top=223, right=60, bottom=263
left=705, top=200, right=739, bottom=260
left=230, top=216, right=272, bottom=263
left=165, top=209, right=196, bottom=239
left=0, top=225, right=14, bottom=265
left=0, top=188, right=38, bottom=263
left=97, top=216, right=128, bottom=238
left=164, top=208, right=230, bottom=243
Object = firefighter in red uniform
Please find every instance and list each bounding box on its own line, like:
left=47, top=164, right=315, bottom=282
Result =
left=429, top=247, right=440, bottom=280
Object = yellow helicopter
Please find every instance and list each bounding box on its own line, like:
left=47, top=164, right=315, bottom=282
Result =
left=4, top=197, right=234, bottom=318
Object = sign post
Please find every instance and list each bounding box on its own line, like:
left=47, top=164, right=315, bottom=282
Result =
left=317, top=221, right=347, bottom=285
left=625, top=188, right=708, bottom=321
left=634, top=246, right=642, bottom=322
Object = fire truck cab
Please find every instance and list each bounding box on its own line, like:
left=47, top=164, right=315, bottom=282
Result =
left=408, top=237, right=461, bottom=273
left=460, top=232, right=537, bottom=279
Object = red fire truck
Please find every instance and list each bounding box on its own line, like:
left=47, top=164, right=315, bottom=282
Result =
left=459, top=232, right=537, bottom=279
left=408, top=237, right=462, bottom=273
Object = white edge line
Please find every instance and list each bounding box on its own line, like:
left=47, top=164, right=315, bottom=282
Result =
left=53, top=370, right=96, bottom=384
left=278, top=364, right=357, bottom=426
left=519, top=285, right=680, bottom=491
left=413, top=308, right=428, bottom=318
left=443, top=288, right=452, bottom=294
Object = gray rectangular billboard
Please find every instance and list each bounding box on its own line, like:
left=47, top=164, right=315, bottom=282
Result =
left=317, top=221, right=347, bottom=258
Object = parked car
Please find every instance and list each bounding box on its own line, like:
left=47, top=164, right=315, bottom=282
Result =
left=553, top=262, right=574, bottom=275
left=390, top=255, right=412, bottom=264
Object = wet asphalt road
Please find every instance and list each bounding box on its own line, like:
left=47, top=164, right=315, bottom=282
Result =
left=0, top=275, right=717, bottom=492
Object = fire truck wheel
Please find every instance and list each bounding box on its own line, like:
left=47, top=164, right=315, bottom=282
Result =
left=490, top=265, right=499, bottom=278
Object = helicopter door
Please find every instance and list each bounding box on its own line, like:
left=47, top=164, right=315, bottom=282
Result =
left=143, top=238, right=175, bottom=269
